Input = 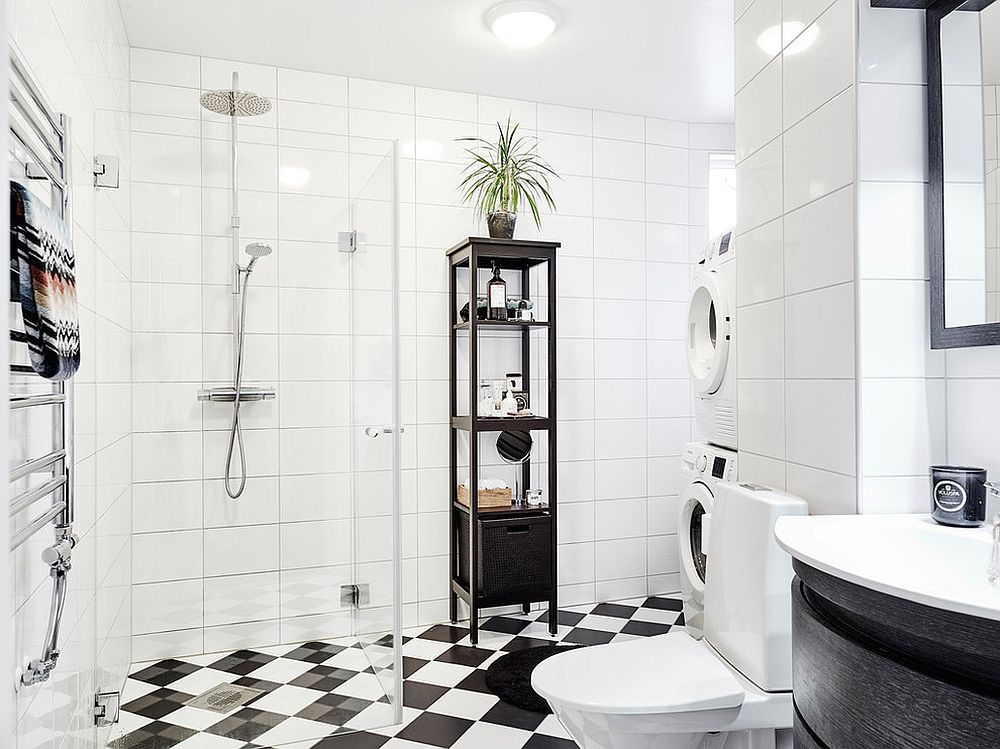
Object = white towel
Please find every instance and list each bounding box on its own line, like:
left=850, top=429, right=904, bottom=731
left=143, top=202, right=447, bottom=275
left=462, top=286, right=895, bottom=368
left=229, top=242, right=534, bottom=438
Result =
left=460, top=477, right=508, bottom=490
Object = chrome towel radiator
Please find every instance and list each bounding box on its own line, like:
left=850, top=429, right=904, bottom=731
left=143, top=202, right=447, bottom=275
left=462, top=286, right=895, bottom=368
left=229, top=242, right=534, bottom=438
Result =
left=8, top=47, right=76, bottom=688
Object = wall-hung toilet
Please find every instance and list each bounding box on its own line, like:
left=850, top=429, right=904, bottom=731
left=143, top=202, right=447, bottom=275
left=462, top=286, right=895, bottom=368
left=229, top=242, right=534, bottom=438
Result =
left=678, top=441, right=736, bottom=639
left=689, top=231, right=736, bottom=450
left=532, top=483, right=807, bottom=749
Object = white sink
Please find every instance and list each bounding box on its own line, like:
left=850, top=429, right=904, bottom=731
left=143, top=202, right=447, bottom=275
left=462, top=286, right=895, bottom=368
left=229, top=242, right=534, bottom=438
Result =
left=775, top=513, right=1000, bottom=622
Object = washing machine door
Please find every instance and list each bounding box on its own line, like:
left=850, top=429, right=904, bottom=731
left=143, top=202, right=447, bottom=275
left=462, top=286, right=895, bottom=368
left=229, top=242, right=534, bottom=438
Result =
left=687, top=271, right=731, bottom=396
left=679, top=481, right=714, bottom=596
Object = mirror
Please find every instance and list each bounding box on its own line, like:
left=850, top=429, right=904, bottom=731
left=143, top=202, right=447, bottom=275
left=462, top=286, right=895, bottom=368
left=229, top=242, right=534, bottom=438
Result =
left=496, top=430, right=532, bottom=464
left=930, top=0, right=1000, bottom=346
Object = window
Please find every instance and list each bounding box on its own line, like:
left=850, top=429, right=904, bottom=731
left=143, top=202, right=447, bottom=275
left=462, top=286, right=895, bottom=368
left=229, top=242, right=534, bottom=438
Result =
left=708, top=152, right=737, bottom=239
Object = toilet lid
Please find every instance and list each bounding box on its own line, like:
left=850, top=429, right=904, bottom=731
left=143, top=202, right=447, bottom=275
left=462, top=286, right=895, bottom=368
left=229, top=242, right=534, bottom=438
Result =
left=531, top=632, right=744, bottom=715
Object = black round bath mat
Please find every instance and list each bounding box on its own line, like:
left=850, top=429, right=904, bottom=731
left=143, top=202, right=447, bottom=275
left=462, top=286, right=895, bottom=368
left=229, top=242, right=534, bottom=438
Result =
left=485, top=645, right=582, bottom=714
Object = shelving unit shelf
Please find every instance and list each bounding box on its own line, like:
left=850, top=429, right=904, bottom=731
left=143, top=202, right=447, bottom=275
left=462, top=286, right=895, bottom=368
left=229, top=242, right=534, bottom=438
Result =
left=447, top=236, right=560, bottom=645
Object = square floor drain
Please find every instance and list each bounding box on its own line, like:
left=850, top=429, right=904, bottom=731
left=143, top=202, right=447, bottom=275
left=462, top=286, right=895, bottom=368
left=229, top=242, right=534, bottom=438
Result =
left=187, top=683, right=265, bottom=713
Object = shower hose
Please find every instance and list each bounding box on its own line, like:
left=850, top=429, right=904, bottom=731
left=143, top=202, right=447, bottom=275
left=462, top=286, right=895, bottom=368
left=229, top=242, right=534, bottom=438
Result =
left=224, top=270, right=253, bottom=499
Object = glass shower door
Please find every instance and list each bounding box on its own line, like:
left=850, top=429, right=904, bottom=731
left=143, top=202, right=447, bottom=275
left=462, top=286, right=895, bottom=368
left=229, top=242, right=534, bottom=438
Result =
left=348, top=142, right=403, bottom=726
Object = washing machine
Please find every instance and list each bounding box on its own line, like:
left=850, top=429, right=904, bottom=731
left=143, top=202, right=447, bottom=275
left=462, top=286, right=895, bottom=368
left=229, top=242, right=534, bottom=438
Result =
left=688, top=230, right=737, bottom=450
left=678, top=441, right=737, bottom=639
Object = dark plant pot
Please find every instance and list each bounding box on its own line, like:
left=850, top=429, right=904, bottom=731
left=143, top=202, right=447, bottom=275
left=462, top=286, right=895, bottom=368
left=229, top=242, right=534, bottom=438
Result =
left=487, top=211, right=517, bottom=239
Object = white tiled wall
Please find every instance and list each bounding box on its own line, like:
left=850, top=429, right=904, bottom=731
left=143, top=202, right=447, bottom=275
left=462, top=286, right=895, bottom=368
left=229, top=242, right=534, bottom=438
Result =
left=734, top=0, right=991, bottom=515
left=127, top=46, right=732, bottom=659
left=734, top=0, right=859, bottom=512
left=8, top=0, right=132, bottom=747
left=983, top=85, right=998, bottom=319
left=857, top=0, right=947, bottom=513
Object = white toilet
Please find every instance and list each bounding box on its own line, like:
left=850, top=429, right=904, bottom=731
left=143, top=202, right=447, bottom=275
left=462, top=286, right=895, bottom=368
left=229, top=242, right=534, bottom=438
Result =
left=532, top=483, right=808, bottom=749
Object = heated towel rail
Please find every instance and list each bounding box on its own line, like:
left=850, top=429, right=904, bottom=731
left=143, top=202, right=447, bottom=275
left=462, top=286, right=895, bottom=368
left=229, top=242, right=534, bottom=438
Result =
left=8, top=46, right=77, bottom=688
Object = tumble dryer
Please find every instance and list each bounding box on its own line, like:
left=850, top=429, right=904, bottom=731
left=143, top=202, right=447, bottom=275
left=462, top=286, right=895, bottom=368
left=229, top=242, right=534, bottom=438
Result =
left=678, top=441, right=737, bottom=639
left=688, top=230, right=736, bottom=450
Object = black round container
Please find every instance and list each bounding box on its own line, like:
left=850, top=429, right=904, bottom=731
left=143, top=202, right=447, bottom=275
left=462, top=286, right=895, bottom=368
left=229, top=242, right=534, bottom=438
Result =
left=930, top=465, right=988, bottom=527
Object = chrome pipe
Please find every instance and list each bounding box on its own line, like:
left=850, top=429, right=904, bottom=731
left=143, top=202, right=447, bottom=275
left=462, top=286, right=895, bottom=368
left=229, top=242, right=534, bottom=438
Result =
left=20, top=533, right=74, bottom=687
left=10, top=50, right=64, bottom=136
left=60, top=114, right=74, bottom=528
left=231, top=70, right=241, bottom=298
left=10, top=449, right=66, bottom=482
left=9, top=85, right=63, bottom=158
left=10, top=393, right=65, bottom=409
left=10, top=501, right=66, bottom=551
left=9, top=476, right=67, bottom=517
left=9, top=120, right=66, bottom=189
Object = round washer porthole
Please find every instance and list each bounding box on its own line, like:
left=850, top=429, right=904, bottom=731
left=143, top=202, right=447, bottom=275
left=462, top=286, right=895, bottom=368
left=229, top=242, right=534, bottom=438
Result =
left=679, top=482, right=715, bottom=596
left=686, top=271, right=730, bottom=396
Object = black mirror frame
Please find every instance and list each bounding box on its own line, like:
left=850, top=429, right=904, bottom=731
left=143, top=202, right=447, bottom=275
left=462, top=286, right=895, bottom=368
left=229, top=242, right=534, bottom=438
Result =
left=927, top=0, right=1000, bottom=347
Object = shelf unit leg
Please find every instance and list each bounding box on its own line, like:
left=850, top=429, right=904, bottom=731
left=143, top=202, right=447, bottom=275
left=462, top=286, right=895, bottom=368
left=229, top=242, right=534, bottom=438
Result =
left=521, top=603, right=530, bottom=615
left=449, top=592, right=458, bottom=624
left=548, top=598, right=558, bottom=636
left=470, top=604, right=479, bottom=646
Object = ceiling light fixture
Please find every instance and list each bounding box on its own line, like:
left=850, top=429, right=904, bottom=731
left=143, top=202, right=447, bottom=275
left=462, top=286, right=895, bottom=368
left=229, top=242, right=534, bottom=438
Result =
left=487, top=2, right=561, bottom=48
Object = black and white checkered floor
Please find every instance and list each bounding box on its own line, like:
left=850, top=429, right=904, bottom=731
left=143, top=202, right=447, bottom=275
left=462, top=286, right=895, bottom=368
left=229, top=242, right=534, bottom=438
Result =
left=110, top=595, right=684, bottom=749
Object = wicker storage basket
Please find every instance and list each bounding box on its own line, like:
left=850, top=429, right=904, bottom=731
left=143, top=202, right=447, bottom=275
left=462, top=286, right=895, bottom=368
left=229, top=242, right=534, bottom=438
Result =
left=457, top=510, right=553, bottom=603
left=457, top=484, right=512, bottom=509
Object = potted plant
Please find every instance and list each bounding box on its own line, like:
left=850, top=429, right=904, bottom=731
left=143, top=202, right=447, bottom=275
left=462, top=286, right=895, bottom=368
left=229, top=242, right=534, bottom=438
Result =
left=457, top=118, right=558, bottom=239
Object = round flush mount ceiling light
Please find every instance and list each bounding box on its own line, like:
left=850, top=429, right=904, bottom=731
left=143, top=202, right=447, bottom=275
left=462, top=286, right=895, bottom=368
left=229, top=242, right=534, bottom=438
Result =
left=487, top=2, right=561, bottom=48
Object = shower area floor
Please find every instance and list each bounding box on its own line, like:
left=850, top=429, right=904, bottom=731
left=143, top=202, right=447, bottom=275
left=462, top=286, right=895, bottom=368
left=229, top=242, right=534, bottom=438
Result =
left=107, top=595, right=684, bottom=749
left=108, top=635, right=396, bottom=749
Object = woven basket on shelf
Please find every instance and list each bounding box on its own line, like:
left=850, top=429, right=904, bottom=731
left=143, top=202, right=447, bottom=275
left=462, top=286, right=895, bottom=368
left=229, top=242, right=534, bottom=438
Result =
left=457, top=484, right=512, bottom=509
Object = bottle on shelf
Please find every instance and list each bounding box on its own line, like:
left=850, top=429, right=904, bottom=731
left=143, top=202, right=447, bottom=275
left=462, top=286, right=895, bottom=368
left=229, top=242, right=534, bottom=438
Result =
left=487, top=261, right=508, bottom=321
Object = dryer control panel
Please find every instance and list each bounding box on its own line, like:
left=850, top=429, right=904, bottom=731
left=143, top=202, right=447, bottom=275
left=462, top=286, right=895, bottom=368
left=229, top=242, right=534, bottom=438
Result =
left=683, top=442, right=737, bottom=483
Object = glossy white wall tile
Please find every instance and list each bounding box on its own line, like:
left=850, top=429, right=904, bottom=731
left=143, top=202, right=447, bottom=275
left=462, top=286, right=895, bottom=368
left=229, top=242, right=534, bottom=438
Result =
left=125, top=45, right=727, bottom=658
left=735, top=0, right=782, bottom=91
left=11, top=7, right=135, bottom=740
left=782, top=0, right=855, bottom=128
left=782, top=88, right=855, bottom=212
left=785, top=379, right=856, bottom=476
left=735, top=0, right=858, bottom=505
left=784, top=186, right=856, bottom=294
left=785, top=283, right=855, bottom=379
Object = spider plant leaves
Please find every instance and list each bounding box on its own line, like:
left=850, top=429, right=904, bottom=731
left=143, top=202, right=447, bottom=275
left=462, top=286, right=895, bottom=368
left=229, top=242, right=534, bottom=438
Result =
left=456, top=117, right=559, bottom=229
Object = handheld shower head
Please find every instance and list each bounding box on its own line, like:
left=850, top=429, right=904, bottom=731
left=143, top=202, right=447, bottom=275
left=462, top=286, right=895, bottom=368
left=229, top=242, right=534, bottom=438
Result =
left=244, top=242, right=272, bottom=272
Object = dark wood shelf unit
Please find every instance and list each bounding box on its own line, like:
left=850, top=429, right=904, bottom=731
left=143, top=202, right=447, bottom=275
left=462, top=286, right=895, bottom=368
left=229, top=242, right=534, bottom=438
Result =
left=452, top=501, right=552, bottom=516
left=450, top=415, right=552, bottom=432
left=453, top=320, right=550, bottom=331
left=447, top=236, right=559, bottom=645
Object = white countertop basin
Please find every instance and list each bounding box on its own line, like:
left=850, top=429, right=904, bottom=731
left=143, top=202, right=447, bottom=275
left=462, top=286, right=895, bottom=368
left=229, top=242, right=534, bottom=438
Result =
left=775, top=513, right=1000, bottom=622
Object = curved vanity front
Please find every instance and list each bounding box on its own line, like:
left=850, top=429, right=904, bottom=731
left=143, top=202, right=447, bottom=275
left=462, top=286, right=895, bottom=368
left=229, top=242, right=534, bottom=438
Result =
left=775, top=515, right=1000, bottom=749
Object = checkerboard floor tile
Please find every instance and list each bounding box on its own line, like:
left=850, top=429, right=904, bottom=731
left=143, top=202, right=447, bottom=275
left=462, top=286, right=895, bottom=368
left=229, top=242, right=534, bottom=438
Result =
left=108, top=595, right=683, bottom=749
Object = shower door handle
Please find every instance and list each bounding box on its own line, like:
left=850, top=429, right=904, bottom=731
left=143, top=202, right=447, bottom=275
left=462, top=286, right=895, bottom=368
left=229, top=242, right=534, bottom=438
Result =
left=364, top=425, right=405, bottom=438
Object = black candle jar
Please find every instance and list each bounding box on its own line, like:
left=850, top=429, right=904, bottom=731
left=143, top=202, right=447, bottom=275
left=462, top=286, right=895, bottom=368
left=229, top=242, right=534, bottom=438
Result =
left=930, top=465, right=988, bottom=527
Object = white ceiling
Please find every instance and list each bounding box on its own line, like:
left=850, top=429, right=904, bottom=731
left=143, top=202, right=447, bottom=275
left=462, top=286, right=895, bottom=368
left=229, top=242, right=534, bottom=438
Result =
left=119, top=0, right=735, bottom=123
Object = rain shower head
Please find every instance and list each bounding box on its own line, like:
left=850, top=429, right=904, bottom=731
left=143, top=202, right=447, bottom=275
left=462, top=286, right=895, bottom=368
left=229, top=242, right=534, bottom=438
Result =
left=200, top=89, right=272, bottom=117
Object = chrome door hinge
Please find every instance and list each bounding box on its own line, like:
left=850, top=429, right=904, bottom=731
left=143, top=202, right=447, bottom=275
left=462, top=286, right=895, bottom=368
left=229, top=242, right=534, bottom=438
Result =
left=94, top=691, right=121, bottom=727
left=339, top=230, right=358, bottom=253
left=93, top=155, right=120, bottom=189
left=340, top=583, right=371, bottom=608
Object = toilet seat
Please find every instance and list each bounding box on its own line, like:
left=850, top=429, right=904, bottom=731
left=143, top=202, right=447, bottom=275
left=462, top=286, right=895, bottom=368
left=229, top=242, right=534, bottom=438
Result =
left=531, top=632, right=744, bottom=715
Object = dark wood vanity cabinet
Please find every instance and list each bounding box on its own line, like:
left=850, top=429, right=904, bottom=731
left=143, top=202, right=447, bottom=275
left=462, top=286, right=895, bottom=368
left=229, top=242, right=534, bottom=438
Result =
left=791, top=561, right=1000, bottom=748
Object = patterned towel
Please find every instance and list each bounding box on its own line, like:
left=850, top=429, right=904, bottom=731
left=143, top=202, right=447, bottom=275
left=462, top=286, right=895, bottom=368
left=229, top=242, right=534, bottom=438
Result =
left=10, top=181, right=80, bottom=380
